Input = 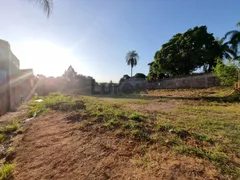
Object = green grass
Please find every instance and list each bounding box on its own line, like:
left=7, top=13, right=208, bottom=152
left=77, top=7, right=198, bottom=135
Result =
left=4, top=120, right=20, bottom=133
left=0, top=164, right=14, bottom=180
left=28, top=93, right=86, bottom=117
left=0, top=134, right=5, bottom=143
left=154, top=99, right=240, bottom=178
left=7, top=147, right=14, bottom=155
left=129, top=112, right=146, bottom=122
left=0, top=120, right=20, bottom=134
left=28, top=91, right=240, bottom=179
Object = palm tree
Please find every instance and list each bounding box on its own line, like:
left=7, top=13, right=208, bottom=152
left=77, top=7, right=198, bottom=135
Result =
left=224, top=21, right=240, bottom=55
left=126, top=50, right=139, bottom=77
left=217, top=37, right=237, bottom=61
left=28, top=0, right=53, bottom=17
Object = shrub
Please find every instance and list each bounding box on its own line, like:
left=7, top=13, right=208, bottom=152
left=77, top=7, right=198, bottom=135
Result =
left=129, top=112, right=144, bottom=122
left=214, top=60, right=238, bottom=86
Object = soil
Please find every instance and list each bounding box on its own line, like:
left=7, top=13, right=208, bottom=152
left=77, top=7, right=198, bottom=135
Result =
left=10, top=111, right=220, bottom=180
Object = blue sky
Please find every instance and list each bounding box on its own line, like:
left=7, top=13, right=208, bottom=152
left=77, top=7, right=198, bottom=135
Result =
left=0, top=0, right=239, bottom=82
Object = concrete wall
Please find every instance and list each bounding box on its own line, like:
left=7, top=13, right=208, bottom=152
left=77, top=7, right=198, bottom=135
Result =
left=10, top=70, right=34, bottom=109
left=147, top=73, right=219, bottom=90
left=0, top=39, right=34, bottom=115
left=118, top=78, right=147, bottom=93
left=35, top=76, right=94, bottom=96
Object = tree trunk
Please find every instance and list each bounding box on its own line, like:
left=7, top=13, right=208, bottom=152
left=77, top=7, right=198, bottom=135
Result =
left=131, top=66, right=132, bottom=77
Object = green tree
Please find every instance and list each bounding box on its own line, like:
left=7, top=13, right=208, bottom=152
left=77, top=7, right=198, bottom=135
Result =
left=134, top=73, right=146, bottom=79
left=148, top=26, right=222, bottom=78
left=217, top=37, right=237, bottom=60
left=214, top=59, right=238, bottom=86
left=28, top=0, right=53, bottom=17
left=126, top=50, right=139, bottom=77
left=119, top=74, right=130, bottom=84
left=224, top=21, right=240, bottom=55
left=62, top=65, right=77, bottom=83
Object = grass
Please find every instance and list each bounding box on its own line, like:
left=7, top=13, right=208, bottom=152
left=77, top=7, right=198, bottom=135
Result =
left=0, top=135, right=5, bottom=143
left=0, top=164, right=14, bottom=180
left=4, top=120, right=20, bottom=133
left=7, top=147, right=14, bottom=155
left=0, top=119, right=22, bottom=180
left=0, top=120, right=20, bottom=134
left=28, top=92, right=86, bottom=117
left=27, top=89, right=240, bottom=179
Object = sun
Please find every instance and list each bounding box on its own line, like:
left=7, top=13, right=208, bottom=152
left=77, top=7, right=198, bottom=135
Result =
left=11, top=40, right=79, bottom=77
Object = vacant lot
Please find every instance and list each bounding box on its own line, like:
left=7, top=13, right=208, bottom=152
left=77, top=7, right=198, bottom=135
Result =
left=0, top=88, right=239, bottom=179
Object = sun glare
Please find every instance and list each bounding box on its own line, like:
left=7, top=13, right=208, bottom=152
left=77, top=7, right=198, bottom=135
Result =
left=12, top=40, right=80, bottom=77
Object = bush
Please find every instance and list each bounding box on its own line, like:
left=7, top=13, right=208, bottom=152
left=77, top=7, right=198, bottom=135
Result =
left=214, top=60, right=238, bottom=86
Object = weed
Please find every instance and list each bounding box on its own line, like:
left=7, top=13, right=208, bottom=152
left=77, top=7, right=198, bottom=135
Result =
left=0, top=164, right=14, bottom=180
left=103, top=118, right=120, bottom=128
left=194, top=134, right=215, bottom=144
left=168, top=137, right=183, bottom=145
left=171, top=128, right=190, bottom=139
left=7, top=147, right=14, bottom=154
left=156, top=135, right=166, bottom=144
left=156, top=122, right=174, bottom=132
left=28, top=94, right=86, bottom=117
left=134, top=155, right=152, bottom=167
left=122, top=120, right=135, bottom=129
left=129, top=112, right=144, bottom=122
left=4, top=120, right=19, bottom=133
left=0, top=134, right=5, bottom=142
left=173, top=145, right=238, bottom=177
left=114, top=129, right=127, bottom=137
left=174, top=145, right=207, bottom=159
left=131, top=129, right=151, bottom=141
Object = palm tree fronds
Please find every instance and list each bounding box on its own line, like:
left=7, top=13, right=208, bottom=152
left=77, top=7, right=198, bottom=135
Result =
left=224, top=30, right=239, bottom=40
left=237, top=21, right=240, bottom=27
left=218, top=37, right=225, bottom=45
left=28, top=0, right=53, bottom=17
left=125, top=50, right=139, bottom=77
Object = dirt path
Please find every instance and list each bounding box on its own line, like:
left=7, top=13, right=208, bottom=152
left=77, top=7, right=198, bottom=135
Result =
left=12, top=111, right=219, bottom=180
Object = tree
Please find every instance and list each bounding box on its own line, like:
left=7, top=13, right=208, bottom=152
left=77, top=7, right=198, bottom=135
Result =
left=214, top=59, right=238, bottom=86
left=62, top=65, right=77, bottom=84
left=147, top=61, right=168, bottom=81
left=27, top=0, right=53, bottom=17
left=134, top=73, right=146, bottom=79
left=119, top=74, right=130, bottom=84
left=216, top=37, right=237, bottom=61
left=126, top=50, right=139, bottom=77
left=224, top=21, right=240, bottom=55
left=148, top=26, right=222, bottom=78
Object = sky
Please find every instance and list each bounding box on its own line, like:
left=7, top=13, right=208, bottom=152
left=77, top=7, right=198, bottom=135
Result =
left=0, top=0, right=239, bottom=82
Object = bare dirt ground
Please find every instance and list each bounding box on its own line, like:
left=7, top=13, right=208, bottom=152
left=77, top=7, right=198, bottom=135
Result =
left=11, top=110, right=220, bottom=180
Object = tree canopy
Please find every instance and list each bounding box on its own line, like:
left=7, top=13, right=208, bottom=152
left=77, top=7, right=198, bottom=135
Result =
left=62, top=65, right=77, bottom=82
left=134, top=73, right=146, bottom=79
left=224, top=22, right=240, bottom=55
left=119, top=74, right=130, bottom=84
left=148, top=26, right=223, bottom=79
